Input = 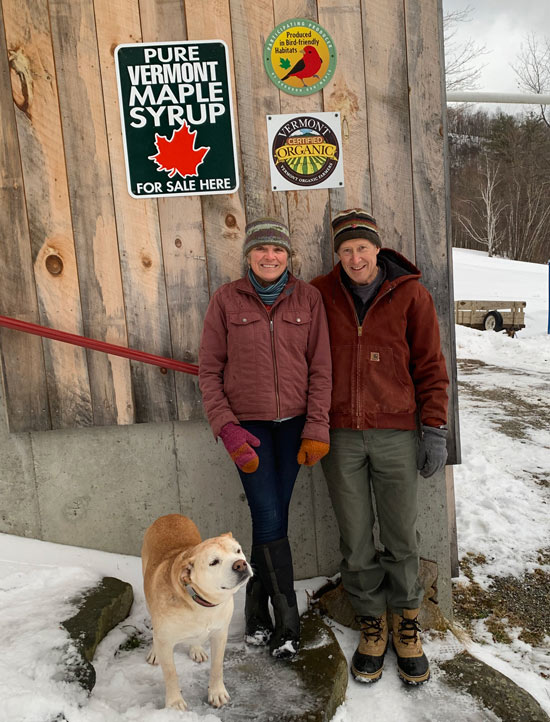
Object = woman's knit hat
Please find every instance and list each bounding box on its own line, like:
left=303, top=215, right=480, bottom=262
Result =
left=332, top=208, right=381, bottom=251
left=243, top=218, right=291, bottom=256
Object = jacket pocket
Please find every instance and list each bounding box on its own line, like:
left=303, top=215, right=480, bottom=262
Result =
left=363, top=346, right=416, bottom=414
left=227, top=312, right=263, bottom=367
left=280, top=310, right=311, bottom=354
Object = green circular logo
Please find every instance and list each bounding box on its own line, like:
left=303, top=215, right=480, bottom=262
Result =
left=263, top=18, right=337, bottom=96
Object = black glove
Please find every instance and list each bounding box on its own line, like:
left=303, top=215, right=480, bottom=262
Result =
left=417, top=425, right=448, bottom=478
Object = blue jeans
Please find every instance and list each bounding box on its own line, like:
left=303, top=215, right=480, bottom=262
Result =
left=237, top=416, right=305, bottom=544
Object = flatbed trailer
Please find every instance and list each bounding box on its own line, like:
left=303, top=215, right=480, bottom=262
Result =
left=454, top=300, right=526, bottom=335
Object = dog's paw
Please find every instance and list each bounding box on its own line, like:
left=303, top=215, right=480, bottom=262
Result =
left=189, top=645, right=208, bottom=663
left=208, top=685, right=230, bottom=708
left=166, top=694, right=188, bottom=710
left=146, top=647, right=158, bottom=665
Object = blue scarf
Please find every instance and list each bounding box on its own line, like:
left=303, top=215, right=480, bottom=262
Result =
left=248, top=268, right=289, bottom=305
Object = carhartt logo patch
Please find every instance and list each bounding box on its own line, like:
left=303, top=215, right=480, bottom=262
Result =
left=370, top=352, right=380, bottom=361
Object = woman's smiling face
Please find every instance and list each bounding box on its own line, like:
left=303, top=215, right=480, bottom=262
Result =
left=247, top=244, right=289, bottom=285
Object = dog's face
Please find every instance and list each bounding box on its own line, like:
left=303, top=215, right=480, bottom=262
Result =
left=182, top=533, right=252, bottom=600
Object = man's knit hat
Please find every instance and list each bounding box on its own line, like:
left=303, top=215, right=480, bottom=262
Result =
left=332, top=209, right=381, bottom=251
left=243, top=218, right=291, bottom=256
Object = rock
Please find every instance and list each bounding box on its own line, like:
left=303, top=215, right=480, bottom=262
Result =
left=440, top=650, right=550, bottom=722
left=208, top=610, right=347, bottom=722
left=61, top=576, right=133, bottom=693
left=290, top=610, right=348, bottom=722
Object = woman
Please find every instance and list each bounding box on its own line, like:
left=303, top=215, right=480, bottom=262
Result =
left=198, top=218, right=332, bottom=659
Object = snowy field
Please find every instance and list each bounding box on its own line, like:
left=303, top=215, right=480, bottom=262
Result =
left=0, top=248, right=549, bottom=721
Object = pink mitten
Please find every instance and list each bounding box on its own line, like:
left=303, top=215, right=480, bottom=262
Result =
left=219, top=423, right=261, bottom=473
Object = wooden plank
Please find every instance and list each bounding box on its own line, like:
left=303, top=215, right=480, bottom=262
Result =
left=446, top=466, right=459, bottom=577
left=2, top=0, right=93, bottom=429
left=0, top=3, right=50, bottom=432
left=361, top=0, right=415, bottom=258
left=404, top=0, right=460, bottom=463
left=49, top=0, right=134, bottom=426
left=138, top=0, right=207, bottom=420
left=273, top=0, right=333, bottom=281
left=229, top=0, right=287, bottom=224
left=94, top=0, right=177, bottom=423
left=185, top=0, right=248, bottom=290
left=318, top=0, right=371, bottom=214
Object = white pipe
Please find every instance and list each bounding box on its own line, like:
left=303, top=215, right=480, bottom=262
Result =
left=447, top=91, right=550, bottom=104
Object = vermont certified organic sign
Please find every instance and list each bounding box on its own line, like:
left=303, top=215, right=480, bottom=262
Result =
left=115, top=41, right=238, bottom=198
left=264, top=18, right=336, bottom=95
left=267, top=113, right=344, bottom=191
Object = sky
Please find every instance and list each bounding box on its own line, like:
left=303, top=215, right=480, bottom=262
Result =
left=0, top=249, right=549, bottom=721
left=442, top=0, right=550, bottom=112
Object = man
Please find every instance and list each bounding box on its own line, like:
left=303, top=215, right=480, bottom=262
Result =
left=311, top=209, right=449, bottom=685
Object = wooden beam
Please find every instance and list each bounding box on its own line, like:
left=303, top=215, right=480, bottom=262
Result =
left=3, top=0, right=93, bottom=428
left=274, top=0, right=333, bottom=281
left=319, top=0, right=371, bottom=212
left=49, top=0, right=134, bottom=426
left=404, top=0, right=460, bottom=463
left=94, top=0, right=177, bottom=423
left=362, top=0, right=415, bottom=258
left=0, top=2, right=50, bottom=432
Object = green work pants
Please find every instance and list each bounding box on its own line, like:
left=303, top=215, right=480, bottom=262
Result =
left=321, top=428, right=424, bottom=617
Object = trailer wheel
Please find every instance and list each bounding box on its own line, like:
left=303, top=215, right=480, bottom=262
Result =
left=483, top=311, right=504, bottom=332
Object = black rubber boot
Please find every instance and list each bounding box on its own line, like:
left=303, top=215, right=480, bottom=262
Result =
left=391, top=609, right=430, bottom=685
left=255, top=537, right=300, bottom=659
left=270, top=593, right=300, bottom=659
left=244, top=547, right=274, bottom=646
left=351, top=613, right=388, bottom=683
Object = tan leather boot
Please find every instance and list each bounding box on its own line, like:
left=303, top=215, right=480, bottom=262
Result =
left=351, top=612, right=388, bottom=683
left=391, top=608, right=430, bottom=684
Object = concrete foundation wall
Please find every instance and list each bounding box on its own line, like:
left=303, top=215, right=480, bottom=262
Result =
left=0, top=384, right=453, bottom=618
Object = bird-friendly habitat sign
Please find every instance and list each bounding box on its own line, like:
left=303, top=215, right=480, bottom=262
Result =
left=115, top=40, right=239, bottom=198
left=266, top=112, right=344, bottom=191
left=263, top=18, right=336, bottom=96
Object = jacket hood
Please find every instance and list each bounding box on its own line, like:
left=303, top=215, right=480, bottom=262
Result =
left=378, top=248, right=421, bottom=281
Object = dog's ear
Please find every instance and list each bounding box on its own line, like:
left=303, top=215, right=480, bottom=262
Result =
left=181, top=561, right=193, bottom=584
left=220, top=532, right=233, bottom=539
left=180, top=549, right=195, bottom=584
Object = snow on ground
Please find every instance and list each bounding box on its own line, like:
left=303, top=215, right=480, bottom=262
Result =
left=0, top=248, right=549, bottom=721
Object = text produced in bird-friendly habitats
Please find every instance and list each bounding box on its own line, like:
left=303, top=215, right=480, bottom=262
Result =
left=115, top=41, right=239, bottom=198
left=264, top=18, right=336, bottom=95
left=267, top=113, right=344, bottom=191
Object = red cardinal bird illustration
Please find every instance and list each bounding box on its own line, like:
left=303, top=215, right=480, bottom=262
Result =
left=281, top=45, right=322, bottom=86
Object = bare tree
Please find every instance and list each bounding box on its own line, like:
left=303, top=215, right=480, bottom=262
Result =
left=504, top=175, right=550, bottom=261
left=512, top=34, right=550, bottom=128
left=456, top=157, right=506, bottom=256
left=444, top=6, right=489, bottom=91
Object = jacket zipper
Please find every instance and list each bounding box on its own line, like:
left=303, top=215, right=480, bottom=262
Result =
left=239, top=286, right=283, bottom=420
left=269, top=317, right=281, bottom=419
left=340, top=280, right=396, bottom=428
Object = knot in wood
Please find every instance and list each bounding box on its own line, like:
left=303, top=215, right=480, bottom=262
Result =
left=45, top=254, right=63, bottom=276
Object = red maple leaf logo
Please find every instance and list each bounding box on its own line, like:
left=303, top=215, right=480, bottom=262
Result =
left=148, top=121, right=210, bottom=178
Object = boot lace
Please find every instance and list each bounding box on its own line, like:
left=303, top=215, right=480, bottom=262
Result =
left=356, top=615, right=384, bottom=643
left=398, top=616, right=421, bottom=645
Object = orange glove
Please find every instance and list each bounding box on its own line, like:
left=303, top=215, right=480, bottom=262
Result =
left=297, top=439, right=330, bottom=466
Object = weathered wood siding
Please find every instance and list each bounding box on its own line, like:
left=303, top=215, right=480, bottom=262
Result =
left=0, top=0, right=458, bottom=459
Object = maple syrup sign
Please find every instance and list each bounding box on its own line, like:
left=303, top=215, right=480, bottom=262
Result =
left=115, top=41, right=239, bottom=198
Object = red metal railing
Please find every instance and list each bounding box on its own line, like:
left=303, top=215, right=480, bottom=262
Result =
left=0, top=315, right=199, bottom=376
